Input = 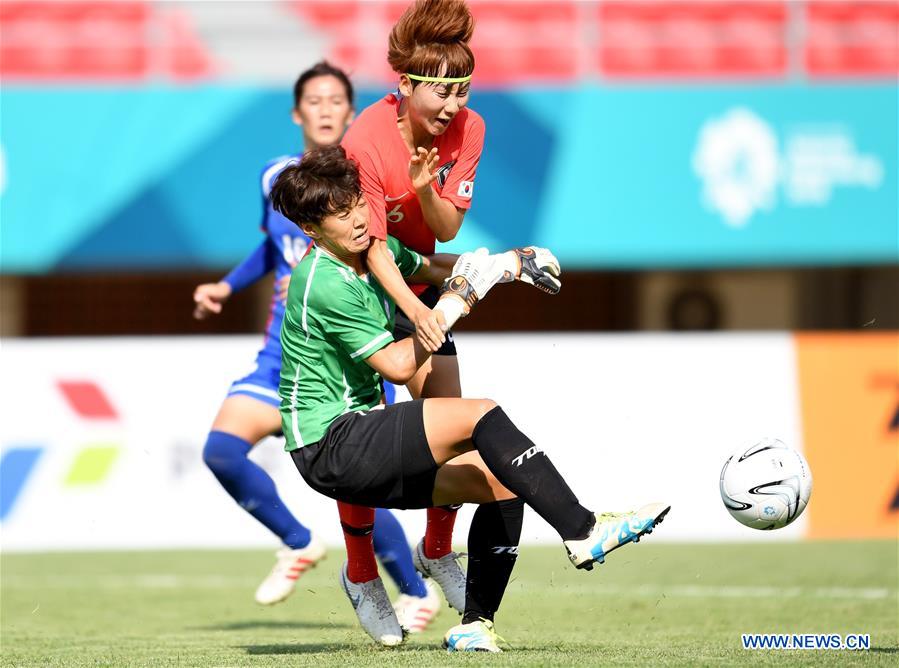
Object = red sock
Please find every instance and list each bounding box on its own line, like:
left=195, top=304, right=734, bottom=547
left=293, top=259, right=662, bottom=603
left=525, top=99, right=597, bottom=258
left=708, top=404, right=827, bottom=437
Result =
left=337, top=501, right=378, bottom=583
left=423, top=506, right=457, bottom=559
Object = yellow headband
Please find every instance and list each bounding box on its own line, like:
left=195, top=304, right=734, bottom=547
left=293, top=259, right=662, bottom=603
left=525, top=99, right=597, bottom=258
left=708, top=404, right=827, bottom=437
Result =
left=405, top=73, right=472, bottom=84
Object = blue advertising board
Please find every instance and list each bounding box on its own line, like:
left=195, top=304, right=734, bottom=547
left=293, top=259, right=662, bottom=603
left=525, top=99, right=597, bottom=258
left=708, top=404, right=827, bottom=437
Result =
left=1, top=84, right=895, bottom=272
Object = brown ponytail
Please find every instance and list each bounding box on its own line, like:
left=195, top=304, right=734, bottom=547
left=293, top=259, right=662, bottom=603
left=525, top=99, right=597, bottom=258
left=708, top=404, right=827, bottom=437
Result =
left=387, top=0, right=475, bottom=80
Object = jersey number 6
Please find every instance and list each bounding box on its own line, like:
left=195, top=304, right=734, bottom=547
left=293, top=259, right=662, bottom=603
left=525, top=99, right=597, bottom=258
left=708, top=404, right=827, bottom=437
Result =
left=387, top=204, right=404, bottom=224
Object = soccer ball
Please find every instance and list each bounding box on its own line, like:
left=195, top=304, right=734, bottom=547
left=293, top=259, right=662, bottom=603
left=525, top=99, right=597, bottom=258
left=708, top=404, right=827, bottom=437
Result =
left=719, top=438, right=812, bottom=530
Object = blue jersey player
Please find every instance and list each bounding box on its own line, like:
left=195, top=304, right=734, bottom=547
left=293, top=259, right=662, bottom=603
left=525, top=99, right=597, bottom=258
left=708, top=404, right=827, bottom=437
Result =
left=192, top=62, right=439, bottom=629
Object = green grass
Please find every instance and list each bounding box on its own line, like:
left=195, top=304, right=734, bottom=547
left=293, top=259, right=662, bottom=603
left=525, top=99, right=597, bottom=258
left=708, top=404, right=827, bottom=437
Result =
left=2, top=541, right=897, bottom=666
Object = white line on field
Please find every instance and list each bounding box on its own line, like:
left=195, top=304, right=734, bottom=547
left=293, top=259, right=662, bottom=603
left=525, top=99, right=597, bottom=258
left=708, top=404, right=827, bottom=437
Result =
left=560, top=584, right=895, bottom=601
left=2, top=574, right=258, bottom=589
left=3, top=576, right=894, bottom=600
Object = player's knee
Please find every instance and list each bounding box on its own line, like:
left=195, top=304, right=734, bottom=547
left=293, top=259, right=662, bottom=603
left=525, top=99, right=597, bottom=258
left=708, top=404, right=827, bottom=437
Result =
left=470, top=398, right=498, bottom=423
left=202, top=430, right=251, bottom=475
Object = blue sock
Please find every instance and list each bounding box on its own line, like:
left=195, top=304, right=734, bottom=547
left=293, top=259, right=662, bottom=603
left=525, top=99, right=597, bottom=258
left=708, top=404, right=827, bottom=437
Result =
left=202, top=430, right=311, bottom=550
left=373, top=507, right=427, bottom=597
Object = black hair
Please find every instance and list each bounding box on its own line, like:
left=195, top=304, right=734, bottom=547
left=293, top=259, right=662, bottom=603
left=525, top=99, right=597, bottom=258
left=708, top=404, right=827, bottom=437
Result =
left=293, top=61, right=355, bottom=108
left=270, top=145, right=362, bottom=227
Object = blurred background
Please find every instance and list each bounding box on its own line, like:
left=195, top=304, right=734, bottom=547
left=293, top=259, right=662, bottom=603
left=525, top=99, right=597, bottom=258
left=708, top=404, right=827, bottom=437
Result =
left=0, top=1, right=896, bottom=551
left=2, top=0, right=897, bottom=335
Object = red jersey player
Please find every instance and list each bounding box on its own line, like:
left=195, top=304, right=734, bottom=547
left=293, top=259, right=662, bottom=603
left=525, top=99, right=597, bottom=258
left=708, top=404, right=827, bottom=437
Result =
left=342, top=88, right=484, bottom=288
left=338, top=0, right=491, bottom=638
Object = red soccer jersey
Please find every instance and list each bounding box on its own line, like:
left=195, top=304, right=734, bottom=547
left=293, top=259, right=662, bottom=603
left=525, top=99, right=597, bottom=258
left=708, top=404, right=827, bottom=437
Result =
left=342, top=93, right=485, bottom=284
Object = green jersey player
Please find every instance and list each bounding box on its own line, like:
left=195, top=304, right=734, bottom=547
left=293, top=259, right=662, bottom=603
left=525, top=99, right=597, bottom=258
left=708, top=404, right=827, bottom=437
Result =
left=273, top=144, right=670, bottom=653
left=279, top=234, right=431, bottom=449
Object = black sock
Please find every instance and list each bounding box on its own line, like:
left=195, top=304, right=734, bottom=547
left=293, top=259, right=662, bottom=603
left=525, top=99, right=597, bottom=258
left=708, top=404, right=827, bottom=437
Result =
left=463, top=498, right=524, bottom=624
left=472, top=407, right=594, bottom=541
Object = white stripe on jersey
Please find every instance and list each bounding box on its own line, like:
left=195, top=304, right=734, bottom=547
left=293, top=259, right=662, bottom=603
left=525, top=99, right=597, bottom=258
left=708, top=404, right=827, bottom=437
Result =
left=341, top=371, right=353, bottom=410
left=261, top=156, right=297, bottom=199
left=301, top=247, right=321, bottom=338
left=350, top=331, right=391, bottom=359
left=289, top=362, right=304, bottom=448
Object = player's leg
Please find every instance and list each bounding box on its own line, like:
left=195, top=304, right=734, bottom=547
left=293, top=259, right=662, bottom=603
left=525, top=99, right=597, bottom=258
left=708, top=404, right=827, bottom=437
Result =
left=336, top=502, right=405, bottom=646
left=338, top=505, right=441, bottom=637
left=432, top=451, right=523, bottom=653
left=372, top=508, right=427, bottom=598
left=375, top=381, right=433, bottom=605
left=371, top=508, right=442, bottom=633
left=329, top=403, right=523, bottom=651
left=404, top=347, right=464, bottom=609
left=422, top=398, right=670, bottom=571
left=204, top=356, right=323, bottom=605
left=337, top=381, right=435, bottom=630
left=205, top=395, right=315, bottom=552
left=395, top=286, right=462, bottom=569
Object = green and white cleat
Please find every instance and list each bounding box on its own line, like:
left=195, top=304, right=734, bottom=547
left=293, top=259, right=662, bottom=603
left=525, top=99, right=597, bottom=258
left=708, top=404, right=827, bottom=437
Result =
left=564, top=503, right=671, bottom=571
left=443, top=619, right=504, bottom=653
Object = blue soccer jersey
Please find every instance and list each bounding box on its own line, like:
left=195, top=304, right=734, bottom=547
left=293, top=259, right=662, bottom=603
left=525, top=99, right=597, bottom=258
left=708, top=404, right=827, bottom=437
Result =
left=258, top=155, right=312, bottom=350
left=223, top=155, right=311, bottom=406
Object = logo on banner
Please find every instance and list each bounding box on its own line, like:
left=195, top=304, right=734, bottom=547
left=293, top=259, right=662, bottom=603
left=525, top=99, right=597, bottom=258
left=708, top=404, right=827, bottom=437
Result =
left=0, top=381, right=121, bottom=521
left=693, top=107, right=884, bottom=228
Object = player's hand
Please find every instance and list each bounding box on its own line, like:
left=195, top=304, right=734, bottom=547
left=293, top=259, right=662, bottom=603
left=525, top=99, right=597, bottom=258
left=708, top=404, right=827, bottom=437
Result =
left=439, top=248, right=506, bottom=317
left=192, top=281, right=232, bottom=320
left=276, top=274, right=291, bottom=302
left=412, top=304, right=445, bottom=352
left=409, top=147, right=440, bottom=192
left=508, top=246, right=562, bottom=295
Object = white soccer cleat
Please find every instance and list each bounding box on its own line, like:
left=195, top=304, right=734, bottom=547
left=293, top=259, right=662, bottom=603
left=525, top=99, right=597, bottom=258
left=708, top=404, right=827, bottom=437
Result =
left=254, top=535, right=326, bottom=605
left=412, top=541, right=466, bottom=613
left=443, top=619, right=503, bottom=653
left=393, top=579, right=441, bottom=633
left=564, top=503, right=671, bottom=571
left=338, top=564, right=405, bottom=647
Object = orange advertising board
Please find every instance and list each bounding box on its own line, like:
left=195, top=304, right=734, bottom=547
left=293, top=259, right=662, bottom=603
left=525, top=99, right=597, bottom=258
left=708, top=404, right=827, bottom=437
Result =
left=796, top=333, right=899, bottom=539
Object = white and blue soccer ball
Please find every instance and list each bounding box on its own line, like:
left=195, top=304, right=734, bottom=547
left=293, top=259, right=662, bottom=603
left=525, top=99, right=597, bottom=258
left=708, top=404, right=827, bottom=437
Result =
left=719, top=438, right=813, bottom=530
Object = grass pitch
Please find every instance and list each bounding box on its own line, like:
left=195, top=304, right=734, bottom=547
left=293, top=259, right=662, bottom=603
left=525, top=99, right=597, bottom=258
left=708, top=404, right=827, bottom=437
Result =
left=2, top=541, right=896, bottom=666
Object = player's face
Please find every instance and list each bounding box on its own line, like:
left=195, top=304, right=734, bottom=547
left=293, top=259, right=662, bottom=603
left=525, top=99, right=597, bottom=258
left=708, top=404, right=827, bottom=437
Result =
left=293, top=75, right=354, bottom=150
left=405, top=80, right=470, bottom=136
left=316, top=195, right=371, bottom=258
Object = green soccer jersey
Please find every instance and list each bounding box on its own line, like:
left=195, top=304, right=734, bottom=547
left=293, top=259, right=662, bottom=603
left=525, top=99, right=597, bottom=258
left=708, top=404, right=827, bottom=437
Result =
left=279, top=236, right=423, bottom=450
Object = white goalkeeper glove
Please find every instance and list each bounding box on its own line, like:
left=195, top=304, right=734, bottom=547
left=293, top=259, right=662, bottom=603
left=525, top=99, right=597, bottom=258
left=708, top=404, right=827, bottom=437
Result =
left=434, top=246, right=562, bottom=329
left=495, top=246, right=562, bottom=295
left=435, top=247, right=507, bottom=326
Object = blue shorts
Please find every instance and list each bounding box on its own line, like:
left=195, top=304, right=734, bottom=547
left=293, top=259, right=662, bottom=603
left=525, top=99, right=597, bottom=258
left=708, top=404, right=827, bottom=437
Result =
left=228, top=347, right=399, bottom=409
left=227, top=348, right=282, bottom=408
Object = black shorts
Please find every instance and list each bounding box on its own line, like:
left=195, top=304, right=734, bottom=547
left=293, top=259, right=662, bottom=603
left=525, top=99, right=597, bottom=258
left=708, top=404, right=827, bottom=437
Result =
left=393, top=286, right=458, bottom=356
left=290, top=400, right=438, bottom=509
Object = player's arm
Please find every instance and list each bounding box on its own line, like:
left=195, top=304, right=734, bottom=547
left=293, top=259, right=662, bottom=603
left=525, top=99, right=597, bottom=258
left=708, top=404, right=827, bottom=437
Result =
left=193, top=239, right=276, bottom=319
left=408, top=253, right=457, bottom=286
left=368, top=244, right=561, bottom=381
left=385, top=235, right=457, bottom=288
left=349, top=147, right=447, bottom=352
left=368, top=237, right=446, bottom=352
left=432, top=246, right=563, bottom=326
left=411, top=115, right=484, bottom=243
left=365, top=332, right=435, bottom=385
left=410, top=147, right=464, bottom=242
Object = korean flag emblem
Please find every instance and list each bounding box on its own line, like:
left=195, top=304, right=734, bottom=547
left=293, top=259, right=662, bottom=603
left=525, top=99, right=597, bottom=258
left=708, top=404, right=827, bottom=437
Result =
left=457, top=180, right=474, bottom=199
